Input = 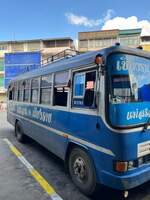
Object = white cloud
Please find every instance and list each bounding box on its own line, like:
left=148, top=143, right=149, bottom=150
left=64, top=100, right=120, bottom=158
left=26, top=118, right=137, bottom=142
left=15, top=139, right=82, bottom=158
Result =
left=102, top=16, right=150, bottom=36
left=65, top=9, right=114, bottom=28
left=103, top=9, right=115, bottom=22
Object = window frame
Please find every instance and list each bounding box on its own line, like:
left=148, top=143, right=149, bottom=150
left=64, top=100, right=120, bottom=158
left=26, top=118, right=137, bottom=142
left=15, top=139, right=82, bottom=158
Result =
left=72, top=68, right=97, bottom=109
left=31, top=77, right=40, bottom=104
left=18, top=81, right=24, bottom=102
left=23, top=79, right=31, bottom=102
left=53, top=70, right=70, bottom=107
left=73, top=72, right=86, bottom=99
left=40, top=74, right=52, bottom=105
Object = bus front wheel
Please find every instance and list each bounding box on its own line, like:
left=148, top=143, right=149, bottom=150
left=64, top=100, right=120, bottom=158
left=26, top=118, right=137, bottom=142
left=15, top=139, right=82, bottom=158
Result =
left=68, top=147, right=96, bottom=196
left=15, top=121, right=27, bottom=143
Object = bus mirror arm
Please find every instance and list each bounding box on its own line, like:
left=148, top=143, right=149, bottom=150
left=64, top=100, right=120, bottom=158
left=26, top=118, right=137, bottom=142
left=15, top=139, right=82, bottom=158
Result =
left=97, top=63, right=105, bottom=76
left=95, top=91, right=100, bottom=108
left=67, top=79, right=71, bottom=88
left=100, top=64, right=105, bottom=75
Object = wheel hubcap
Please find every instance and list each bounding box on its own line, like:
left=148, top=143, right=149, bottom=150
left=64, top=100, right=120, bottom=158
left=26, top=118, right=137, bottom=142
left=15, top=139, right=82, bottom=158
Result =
left=73, top=157, right=87, bottom=182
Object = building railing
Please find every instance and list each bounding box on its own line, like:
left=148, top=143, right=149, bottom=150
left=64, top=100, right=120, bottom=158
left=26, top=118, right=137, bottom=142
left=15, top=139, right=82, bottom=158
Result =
left=41, top=49, right=80, bottom=66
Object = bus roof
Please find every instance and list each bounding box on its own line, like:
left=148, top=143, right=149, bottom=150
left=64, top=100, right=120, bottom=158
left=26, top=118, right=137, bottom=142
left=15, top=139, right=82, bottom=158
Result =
left=11, top=45, right=150, bottom=83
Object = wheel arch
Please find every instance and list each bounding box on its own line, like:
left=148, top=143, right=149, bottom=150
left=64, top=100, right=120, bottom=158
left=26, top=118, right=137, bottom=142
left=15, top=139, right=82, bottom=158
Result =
left=15, top=118, right=24, bottom=135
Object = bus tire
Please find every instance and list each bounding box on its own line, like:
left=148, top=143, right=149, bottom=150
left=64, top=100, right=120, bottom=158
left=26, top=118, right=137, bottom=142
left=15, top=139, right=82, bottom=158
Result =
left=68, top=147, right=96, bottom=196
left=15, top=121, right=27, bottom=143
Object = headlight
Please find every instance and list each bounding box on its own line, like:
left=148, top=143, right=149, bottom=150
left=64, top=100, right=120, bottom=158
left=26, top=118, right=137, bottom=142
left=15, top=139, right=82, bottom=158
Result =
left=128, top=161, right=134, bottom=169
left=138, top=157, right=144, bottom=166
left=114, top=156, right=147, bottom=172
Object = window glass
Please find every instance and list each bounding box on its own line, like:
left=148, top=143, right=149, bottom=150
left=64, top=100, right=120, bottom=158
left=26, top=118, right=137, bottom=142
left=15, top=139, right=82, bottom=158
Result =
left=53, top=71, right=69, bottom=106
left=8, top=84, right=14, bottom=100
left=24, top=89, right=30, bottom=102
left=18, top=81, right=24, bottom=101
left=111, top=75, right=132, bottom=103
left=72, top=70, right=96, bottom=108
left=41, top=75, right=52, bottom=87
left=31, top=89, right=39, bottom=103
left=32, top=78, right=39, bottom=88
left=73, top=73, right=85, bottom=97
left=14, top=82, right=18, bottom=101
left=55, top=71, right=69, bottom=86
left=40, top=75, right=52, bottom=105
left=31, top=78, right=39, bottom=103
left=41, top=88, right=51, bottom=104
left=23, top=80, right=30, bottom=102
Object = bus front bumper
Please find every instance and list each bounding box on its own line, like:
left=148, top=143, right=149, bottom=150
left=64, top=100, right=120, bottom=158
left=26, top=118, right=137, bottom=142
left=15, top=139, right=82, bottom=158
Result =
left=100, top=165, right=150, bottom=190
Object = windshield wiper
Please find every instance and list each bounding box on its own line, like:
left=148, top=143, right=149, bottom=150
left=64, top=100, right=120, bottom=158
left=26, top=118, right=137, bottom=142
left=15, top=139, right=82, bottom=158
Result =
left=143, top=117, right=150, bottom=132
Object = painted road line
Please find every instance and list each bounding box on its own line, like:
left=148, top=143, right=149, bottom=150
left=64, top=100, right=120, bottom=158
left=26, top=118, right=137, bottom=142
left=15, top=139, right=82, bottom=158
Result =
left=3, top=138, right=63, bottom=200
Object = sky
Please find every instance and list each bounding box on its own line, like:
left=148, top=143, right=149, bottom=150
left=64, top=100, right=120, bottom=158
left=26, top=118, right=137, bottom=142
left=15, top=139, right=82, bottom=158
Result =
left=0, top=0, right=150, bottom=42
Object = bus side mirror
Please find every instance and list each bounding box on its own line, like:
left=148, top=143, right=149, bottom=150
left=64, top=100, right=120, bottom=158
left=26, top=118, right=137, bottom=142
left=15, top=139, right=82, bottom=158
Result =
left=83, top=89, right=94, bottom=107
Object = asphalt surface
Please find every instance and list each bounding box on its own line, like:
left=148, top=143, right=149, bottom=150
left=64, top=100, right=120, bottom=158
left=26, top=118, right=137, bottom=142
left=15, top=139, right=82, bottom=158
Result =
left=1, top=111, right=150, bottom=200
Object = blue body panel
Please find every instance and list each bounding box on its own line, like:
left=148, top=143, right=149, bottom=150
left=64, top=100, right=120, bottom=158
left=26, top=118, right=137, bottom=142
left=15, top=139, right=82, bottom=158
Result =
left=110, top=102, right=150, bottom=127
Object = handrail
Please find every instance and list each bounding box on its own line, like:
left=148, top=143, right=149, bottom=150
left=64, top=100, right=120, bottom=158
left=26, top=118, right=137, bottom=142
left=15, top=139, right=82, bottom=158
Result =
left=41, top=49, right=80, bottom=66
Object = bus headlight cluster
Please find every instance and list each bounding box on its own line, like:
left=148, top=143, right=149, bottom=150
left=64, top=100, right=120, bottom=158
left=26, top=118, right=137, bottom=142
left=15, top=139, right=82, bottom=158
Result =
left=114, top=156, right=147, bottom=172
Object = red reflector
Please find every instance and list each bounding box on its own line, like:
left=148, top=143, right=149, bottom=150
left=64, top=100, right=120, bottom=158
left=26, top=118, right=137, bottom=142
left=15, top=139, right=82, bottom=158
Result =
left=116, top=162, right=128, bottom=172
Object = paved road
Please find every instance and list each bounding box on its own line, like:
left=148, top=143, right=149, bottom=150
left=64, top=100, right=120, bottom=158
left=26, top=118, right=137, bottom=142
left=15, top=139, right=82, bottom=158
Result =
left=1, top=111, right=150, bottom=200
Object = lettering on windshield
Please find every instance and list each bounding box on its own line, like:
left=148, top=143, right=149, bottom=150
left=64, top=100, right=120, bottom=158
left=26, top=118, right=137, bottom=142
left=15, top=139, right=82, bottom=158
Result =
left=116, top=56, right=150, bottom=73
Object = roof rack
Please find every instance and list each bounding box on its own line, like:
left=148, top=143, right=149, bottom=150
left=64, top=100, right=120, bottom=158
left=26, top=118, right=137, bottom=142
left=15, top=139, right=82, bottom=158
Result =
left=41, top=49, right=80, bottom=66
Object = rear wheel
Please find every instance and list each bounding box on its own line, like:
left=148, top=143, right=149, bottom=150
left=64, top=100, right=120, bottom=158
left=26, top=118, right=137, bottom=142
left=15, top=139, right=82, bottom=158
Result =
left=68, top=147, right=96, bottom=196
left=15, top=121, right=27, bottom=143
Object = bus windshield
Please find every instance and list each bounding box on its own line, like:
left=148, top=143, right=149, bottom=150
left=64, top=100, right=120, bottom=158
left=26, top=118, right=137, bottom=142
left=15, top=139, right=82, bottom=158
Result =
left=107, top=53, right=150, bottom=128
left=108, top=53, right=150, bottom=104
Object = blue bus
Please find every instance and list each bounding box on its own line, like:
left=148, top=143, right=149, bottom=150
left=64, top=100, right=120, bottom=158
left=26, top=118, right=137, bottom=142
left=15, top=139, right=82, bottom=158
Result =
left=7, top=45, right=150, bottom=197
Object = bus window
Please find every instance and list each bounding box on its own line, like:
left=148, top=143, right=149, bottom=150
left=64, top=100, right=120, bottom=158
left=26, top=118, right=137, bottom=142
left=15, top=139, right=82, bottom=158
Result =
left=23, top=80, right=30, bottom=102
left=18, top=81, right=24, bottom=102
left=40, top=74, right=52, bottom=105
left=14, top=82, right=18, bottom=101
left=8, top=84, right=13, bottom=100
left=31, top=78, right=39, bottom=104
left=72, top=70, right=96, bottom=108
left=53, top=71, right=69, bottom=107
